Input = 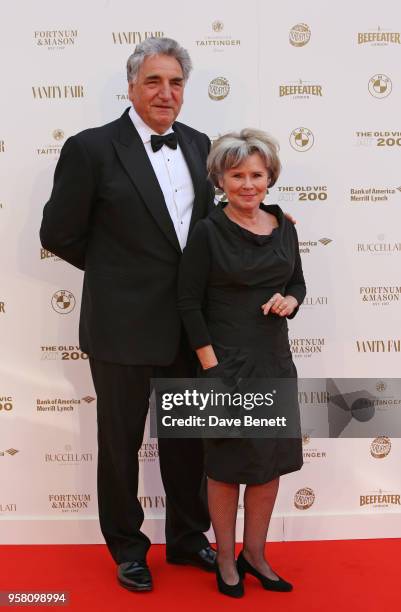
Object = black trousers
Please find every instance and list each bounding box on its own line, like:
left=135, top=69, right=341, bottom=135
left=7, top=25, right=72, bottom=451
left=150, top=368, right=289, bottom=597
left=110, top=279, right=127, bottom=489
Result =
left=89, top=343, right=210, bottom=564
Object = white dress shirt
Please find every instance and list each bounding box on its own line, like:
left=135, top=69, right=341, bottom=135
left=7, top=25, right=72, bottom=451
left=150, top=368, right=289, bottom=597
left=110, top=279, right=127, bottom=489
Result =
left=129, top=106, right=195, bottom=251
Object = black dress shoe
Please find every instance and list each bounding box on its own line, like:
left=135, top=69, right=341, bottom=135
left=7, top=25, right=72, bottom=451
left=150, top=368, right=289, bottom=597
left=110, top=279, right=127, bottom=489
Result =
left=237, top=550, right=293, bottom=592
left=166, top=546, right=216, bottom=572
left=216, top=562, right=244, bottom=598
left=117, top=561, right=153, bottom=592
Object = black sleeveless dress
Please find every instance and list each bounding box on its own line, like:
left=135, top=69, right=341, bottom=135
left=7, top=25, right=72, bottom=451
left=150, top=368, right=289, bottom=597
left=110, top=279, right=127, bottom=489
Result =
left=178, top=203, right=306, bottom=484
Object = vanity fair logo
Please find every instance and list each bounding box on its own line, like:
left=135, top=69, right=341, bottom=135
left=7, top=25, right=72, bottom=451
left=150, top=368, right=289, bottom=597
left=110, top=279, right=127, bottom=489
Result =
left=356, top=235, right=401, bottom=254
left=360, top=286, right=401, bottom=306
left=360, top=489, right=400, bottom=508
left=357, top=27, right=400, bottom=46
left=0, top=396, right=13, bottom=412
left=289, top=128, right=314, bottom=152
left=368, top=74, right=392, bottom=99
left=298, top=390, right=330, bottom=407
left=289, top=23, right=311, bottom=47
left=355, top=131, right=401, bottom=147
left=301, top=296, right=328, bottom=309
left=195, top=21, right=241, bottom=51
left=49, top=493, right=91, bottom=512
left=45, top=445, right=93, bottom=465
left=51, top=290, right=76, bottom=314
left=37, top=129, right=65, bottom=158
left=112, top=31, right=164, bottom=45
left=279, top=79, right=322, bottom=99
left=370, top=436, right=391, bottom=458
left=356, top=339, right=401, bottom=353
left=277, top=185, right=328, bottom=203
left=139, top=442, right=159, bottom=463
left=41, top=345, right=88, bottom=361
left=290, top=338, right=325, bottom=357
left=350, top=186, right=401, bottom=203
left=298, top=237, right=332, bottom=254
left=32, top=85, right=84, bottom=99
left=294, top=487, right=315, bottom=510
left=36, top=396, right=95, bottom=413
left=0, top=301, right=5, bottom=314
left=139, top=495, right=166, bottom=509
left=34, top=30, right=78, bottom=50
left=0, top=448, right=19, bottom=457
left=0, top=503, right=16, bottom=514
left=208, top=77, right=230, bottom=100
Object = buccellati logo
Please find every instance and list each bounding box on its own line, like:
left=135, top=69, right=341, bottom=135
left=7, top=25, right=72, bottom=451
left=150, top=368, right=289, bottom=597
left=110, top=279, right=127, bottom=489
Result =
left=289, top=23, right=311, bottom=47
left=294, top=487, right=315, bottom=510
left=368, top=74, right=392, bottom=99
left=51, top=290, right=75, bottom=314
left=289, top=127, right=314, bottom=151
left=208, top=77, right=230, bottom=100
left=370, top=436, right=391, bottom=458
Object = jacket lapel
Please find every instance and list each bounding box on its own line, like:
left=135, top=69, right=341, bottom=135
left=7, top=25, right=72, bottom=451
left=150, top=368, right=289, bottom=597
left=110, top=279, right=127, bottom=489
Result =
left=112, top=109, right=181, bottom=253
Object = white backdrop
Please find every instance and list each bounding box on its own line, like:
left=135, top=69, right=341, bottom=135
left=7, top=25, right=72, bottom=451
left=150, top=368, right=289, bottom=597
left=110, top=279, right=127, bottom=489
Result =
left=1, top=0, right=400, bottom=544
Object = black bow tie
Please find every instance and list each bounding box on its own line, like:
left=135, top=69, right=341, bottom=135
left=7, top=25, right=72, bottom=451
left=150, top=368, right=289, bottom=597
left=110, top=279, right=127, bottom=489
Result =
left=150, top=132, right=178, bottom=153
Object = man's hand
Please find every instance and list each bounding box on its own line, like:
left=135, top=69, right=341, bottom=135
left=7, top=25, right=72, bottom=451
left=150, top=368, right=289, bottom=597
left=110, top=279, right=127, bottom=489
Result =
left=261, top=293, right=298, bottom=317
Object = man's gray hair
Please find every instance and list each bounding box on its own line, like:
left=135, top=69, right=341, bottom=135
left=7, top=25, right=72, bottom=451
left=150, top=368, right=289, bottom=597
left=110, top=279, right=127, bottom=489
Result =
left=207, top=129, right=281, bottom=187
left=126, top=37, right=193, bottom=82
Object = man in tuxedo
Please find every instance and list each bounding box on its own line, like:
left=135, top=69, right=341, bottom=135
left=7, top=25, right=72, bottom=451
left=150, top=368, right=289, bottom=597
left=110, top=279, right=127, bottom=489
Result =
left=40, top=38, right=215, bottom=592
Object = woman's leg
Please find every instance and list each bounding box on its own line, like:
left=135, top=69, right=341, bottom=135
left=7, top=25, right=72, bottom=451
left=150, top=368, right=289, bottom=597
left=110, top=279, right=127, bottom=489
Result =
left=208, top=477, right=240, bottom=584
left=242, top=477, right=280, bottom=579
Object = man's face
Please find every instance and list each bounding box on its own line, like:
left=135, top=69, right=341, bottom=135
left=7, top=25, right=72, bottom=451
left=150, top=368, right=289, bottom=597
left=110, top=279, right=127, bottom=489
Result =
left=128, top=54, right=185, bottom=134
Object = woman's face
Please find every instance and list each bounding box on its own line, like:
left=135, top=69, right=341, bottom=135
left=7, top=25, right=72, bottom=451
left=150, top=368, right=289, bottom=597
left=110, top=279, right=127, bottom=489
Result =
left=219, top=152, right=270, bottom=212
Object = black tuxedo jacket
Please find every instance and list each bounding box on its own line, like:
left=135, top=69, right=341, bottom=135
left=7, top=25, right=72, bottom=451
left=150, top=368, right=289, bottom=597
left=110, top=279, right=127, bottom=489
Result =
left=40, top=108, right=215, bottom=365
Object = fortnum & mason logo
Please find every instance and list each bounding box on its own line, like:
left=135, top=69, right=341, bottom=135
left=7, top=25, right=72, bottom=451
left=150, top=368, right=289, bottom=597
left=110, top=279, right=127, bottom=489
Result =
left=34, top=30, right=78, bottom=50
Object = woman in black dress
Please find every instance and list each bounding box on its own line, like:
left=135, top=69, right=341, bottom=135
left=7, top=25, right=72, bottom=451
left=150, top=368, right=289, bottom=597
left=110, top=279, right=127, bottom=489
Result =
left=178, top=129, right=306, bottom=597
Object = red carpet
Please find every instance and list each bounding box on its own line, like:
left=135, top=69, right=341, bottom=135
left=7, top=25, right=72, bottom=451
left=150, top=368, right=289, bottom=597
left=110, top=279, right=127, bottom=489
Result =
left=1, top=540, right=399, bottom=610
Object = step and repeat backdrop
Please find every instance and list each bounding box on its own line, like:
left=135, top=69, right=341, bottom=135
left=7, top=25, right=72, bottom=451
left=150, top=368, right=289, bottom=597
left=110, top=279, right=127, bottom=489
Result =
left=1, top=0, right=400, bottom=543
